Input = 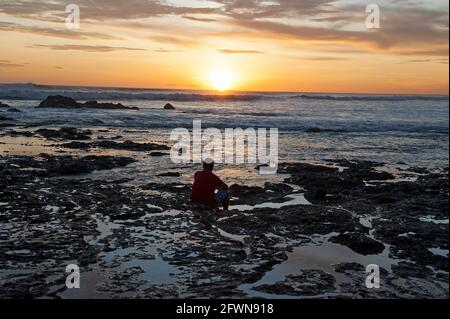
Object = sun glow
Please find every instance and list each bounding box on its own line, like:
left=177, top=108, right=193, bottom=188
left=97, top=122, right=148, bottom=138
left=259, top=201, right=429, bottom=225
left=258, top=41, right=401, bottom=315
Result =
left=208, top=69, right=235, bottom=91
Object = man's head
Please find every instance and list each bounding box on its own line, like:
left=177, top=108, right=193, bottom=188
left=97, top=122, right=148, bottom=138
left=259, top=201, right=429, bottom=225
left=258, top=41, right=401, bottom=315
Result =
left=203, top=158, right=215, bottom=171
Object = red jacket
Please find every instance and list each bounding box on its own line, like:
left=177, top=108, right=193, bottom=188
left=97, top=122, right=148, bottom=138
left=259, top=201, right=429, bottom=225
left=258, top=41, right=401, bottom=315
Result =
left=191, top=170, right=224, bottom=207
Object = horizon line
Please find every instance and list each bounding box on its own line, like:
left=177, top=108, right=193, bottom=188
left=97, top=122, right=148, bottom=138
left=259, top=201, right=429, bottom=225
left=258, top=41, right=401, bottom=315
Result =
left=0, top=81, right=448, bottom=97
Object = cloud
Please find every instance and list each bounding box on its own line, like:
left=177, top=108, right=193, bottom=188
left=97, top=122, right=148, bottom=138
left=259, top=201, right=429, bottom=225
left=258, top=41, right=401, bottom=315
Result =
left=0, top=60, right=24, bottom=68
left=407, top=59, right=432, bottom=63
left=406, top=58, right=449, bottom=64
left=218, top=0, right=335, bottom=19
left=217, top=49, right=264, bottom=54
left=229, top=6, right=448, bottom=55
left=0, top=0, right=448, bottom=57
left=183, top=16, right=217, bottom=23
left=0, top=0, right=217, bottom=21
left=0, top=22, right=119, bottom=40
left=301, top=56, right=350, bottom=61
left=28, top=44, right=146, bottom=52
left=154, top=48, right=182, bottom=53
left=391, top=48, right=449, bottom=57
left=148, top=35, right=199, bottom=47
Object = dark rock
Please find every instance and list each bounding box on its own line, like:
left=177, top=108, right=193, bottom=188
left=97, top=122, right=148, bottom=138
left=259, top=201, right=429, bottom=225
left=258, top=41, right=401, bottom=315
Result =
left=97, top=135, right=122, bottom=140
left=392, top=261, right=434, bottom=279
left=149, top=151, right=169, bottom=157
left=164, top=103, right=176, bottom=110
left=263, top=182, right=293, bottom=193
left=57, top=142, right=91, bottom=150
left=280, top=160, right=395, bottom=205
left=329, top=233, right=385, bottom=255
left=37, top=95, right=139, bottom=110
left=142, top=183, right=191, bottom=194
left=7, top=108, right=21, bottom=113
left=36, top=127, right=92, bottom=140
left=254, top=270, right=336, bottom=296
left=229, top=184, right=277, bottom=206
left=44, top=155, right=136, bottom=176
left=84, top=100, right=139, bottom=110
left=0, top=102, right=10, bottom=108
left=8, top=130, right=33, bottom=137
left=157, top=172, right=181, bottom=177
left=0, top=154, right=136, bottom=181
left=305, top=188, right=328, bottom=201
left=38, top=95, right=80, bottom=108
left=95, top=140, right=170, bottom=152
left=218, top=205, right=360, bottom=238
left=334, top=262, right=365, bottom=273
left=306, top=127, right=347, bottom=133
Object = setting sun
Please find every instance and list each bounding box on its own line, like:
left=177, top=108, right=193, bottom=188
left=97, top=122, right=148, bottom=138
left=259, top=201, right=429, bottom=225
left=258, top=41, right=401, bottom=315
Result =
left=208, top=69, right=235, bottom=91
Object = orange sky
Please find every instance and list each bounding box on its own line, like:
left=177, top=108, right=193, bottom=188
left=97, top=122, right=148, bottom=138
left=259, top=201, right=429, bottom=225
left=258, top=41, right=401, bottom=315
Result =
left=0, top=0, right=448, bottom=94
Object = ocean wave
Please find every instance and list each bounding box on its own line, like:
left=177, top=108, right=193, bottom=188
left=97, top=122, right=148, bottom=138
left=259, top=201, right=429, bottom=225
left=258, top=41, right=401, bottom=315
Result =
left=1, top=83, right=448, bottom=103
left=291, top=94, right=449, bottom=102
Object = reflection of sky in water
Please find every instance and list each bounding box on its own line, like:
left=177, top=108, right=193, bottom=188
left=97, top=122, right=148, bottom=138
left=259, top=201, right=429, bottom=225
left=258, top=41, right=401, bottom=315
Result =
left=240, top=233, right=401, bottom=299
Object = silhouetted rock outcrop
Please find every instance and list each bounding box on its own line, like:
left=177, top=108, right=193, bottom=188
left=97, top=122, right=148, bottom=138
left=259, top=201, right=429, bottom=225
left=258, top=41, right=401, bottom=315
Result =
left=38, top=95, right=79, bottom=108
left=164, top=103, right=176, bottom=110
left=306, top=127, right=348, bottom=133
left=38, top=95, right=139, bottom=110
left=0, top=102, right=10, bottom=108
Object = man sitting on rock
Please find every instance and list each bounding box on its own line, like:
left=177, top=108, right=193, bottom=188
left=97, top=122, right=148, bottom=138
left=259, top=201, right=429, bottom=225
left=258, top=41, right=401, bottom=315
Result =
left=191, top=159, right=230, bottom=212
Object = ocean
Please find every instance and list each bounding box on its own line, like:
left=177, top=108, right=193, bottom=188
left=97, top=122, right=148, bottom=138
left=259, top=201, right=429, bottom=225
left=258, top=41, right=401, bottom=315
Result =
left=1, top=83, right=448, bottom=169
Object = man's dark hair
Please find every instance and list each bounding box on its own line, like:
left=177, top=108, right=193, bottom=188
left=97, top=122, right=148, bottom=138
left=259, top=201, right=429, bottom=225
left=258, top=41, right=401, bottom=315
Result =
left=203, top=160, right=214, bottom=171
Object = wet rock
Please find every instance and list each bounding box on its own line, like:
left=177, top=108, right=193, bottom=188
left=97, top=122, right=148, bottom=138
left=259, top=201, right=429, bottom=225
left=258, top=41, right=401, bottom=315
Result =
left=305, top=188, right=328, bottom=201
left=0, top=154, right=136, bottom=182
left=329, top=233, right=385, bottom=255
left=229, top=184, right=287, bottom=206
left=158, top=172, right=181, bottom=177
left=219, top=205, right=360, bottom=239
left=7, top=130, right=34, bottom=137
left=0, top=153, right=447, bottom=299
left=0, top=102, right=10, bottom=108
left=95, top=140, right=170, bottom=152
left=97, top=135, right=122, bottom=140
left=305, top=127, right=347, bottom=133
left=57, top=141, right=91, bottom=150
left=164, top=103, right=176, bottom=110
left=281, top=161, right=395, bottom=204
left=254, top=270, right=336, bottom=296
left=84, top=100, right=139, bottom=110
left=38, top=95, right=80, bottom=108
left=7, top=108, right=21, bottom=113
left=36, top=127, right=92, bottom=140
left=149, top=151, right=168, bottom=157
left=142, top=183, right=191, bottom=194
left=391, top=261, right=434, bottom=279
left=263, top=182, right=293, bottom=193
left=38, top=95, right=139, bottom=110
left=334, top=262, right=365, bottom=273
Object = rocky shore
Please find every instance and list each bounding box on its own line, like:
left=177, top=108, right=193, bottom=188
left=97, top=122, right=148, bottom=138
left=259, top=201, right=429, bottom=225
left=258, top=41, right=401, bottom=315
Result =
left=0, top=119, right=448, bottom=299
